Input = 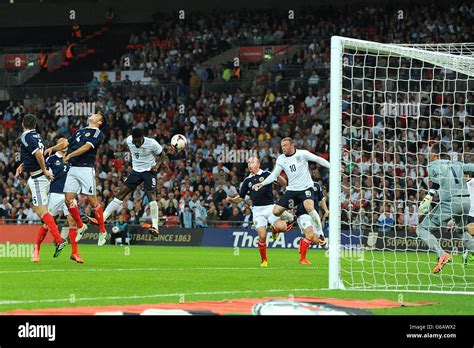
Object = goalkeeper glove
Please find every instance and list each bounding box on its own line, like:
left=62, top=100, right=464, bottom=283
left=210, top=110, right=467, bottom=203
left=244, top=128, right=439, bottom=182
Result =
left=418, top=194, right=433, bottom=214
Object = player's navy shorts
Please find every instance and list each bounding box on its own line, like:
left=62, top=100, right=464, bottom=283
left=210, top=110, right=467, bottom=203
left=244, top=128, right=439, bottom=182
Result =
left=469, top=216, right=474, bottom=224
left=295, top=199, right=320, bottom=217
left=124, top=170, right=157, bottom=191
left=277, top=188, right=315, bottom=209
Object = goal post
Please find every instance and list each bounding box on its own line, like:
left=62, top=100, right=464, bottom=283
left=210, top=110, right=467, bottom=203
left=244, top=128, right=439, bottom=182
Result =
left=329, top=36, right=343, bottom=290
left=328, top=36, right=474, bottom=292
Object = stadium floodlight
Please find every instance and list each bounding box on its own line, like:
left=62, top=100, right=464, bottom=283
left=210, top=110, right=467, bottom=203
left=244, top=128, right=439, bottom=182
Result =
left=329, top=36, right=474, bottom=293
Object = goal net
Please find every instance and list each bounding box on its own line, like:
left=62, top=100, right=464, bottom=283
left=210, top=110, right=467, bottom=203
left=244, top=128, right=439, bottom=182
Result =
left=328, top=36, right=474, bottom=293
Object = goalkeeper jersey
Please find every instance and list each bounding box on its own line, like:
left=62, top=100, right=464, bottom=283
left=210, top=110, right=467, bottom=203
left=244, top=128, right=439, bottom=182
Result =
left=428, top=160, right=474, bottom=202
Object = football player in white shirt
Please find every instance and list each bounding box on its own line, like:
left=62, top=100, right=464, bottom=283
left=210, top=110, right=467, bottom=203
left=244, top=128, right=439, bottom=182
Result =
left=87, top=127, right=174, bottom=235
left=252, top=137, right=330, bottom=258
left=468, top=178, right=474, bottom=235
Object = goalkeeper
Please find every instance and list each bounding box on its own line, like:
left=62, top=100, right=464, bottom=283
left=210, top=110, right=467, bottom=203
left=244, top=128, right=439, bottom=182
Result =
left=416, top=143, right=474, bottom=273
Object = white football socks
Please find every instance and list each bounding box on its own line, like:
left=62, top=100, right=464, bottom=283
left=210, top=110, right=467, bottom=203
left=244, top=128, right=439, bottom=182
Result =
left=150, top=201, right=159, bottom=229
left=104, top=197, right=123, bottom=221
left=268, top=214, right=280, bottom=225
left=309, top=210, right=324, bottom=236
left=280, top=210, right=294, bottom=222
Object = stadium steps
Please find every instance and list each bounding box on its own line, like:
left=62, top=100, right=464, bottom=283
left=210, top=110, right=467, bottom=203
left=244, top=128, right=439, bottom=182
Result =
left=27, top=24, right=141, bottom=84
left=201, top=47, right=239, bottom=67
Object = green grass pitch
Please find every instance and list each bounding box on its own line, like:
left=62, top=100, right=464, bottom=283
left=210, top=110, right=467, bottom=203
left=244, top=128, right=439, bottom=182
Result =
left=0, top=245, right=473, bottom=315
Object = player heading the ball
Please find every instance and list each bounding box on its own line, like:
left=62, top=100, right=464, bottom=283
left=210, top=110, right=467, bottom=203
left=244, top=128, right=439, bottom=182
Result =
left=86, top=127, right=175, bottom=235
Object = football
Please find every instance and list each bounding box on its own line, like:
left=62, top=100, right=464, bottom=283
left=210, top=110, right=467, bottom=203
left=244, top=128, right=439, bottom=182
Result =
left=171, top=134, right=187, bottom=151
left=112, top=226, right=121, bottom=234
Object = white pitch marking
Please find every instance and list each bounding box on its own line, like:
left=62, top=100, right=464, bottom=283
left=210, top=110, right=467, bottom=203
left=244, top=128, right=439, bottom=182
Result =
left=0, top=288, right=326, bottom=306
left=0, top=266, right=317, bottom=275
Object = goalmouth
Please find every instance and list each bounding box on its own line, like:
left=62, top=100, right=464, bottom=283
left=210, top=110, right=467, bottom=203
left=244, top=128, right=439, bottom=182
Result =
left=328, top=36, right=474, bottom=293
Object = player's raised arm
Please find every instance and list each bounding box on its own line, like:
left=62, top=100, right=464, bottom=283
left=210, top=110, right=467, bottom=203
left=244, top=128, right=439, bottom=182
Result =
left=64, top=143, right=93, bottom=162
left=302, top=150, right=330, bottom=169
left=229, top=177, right=251, bottom=203
left=419, top=151, right=442, bottom=214
left=153, top=142, right=174, bottom=174
left=15, top=163, right=24, bottom=177
left=276, top=175, right=287, bottom=188
left=252, top=162, right=283, bottom=190
left=225, top=195, right=243, bottom=204
left=44, top=139, right=69, bottom=157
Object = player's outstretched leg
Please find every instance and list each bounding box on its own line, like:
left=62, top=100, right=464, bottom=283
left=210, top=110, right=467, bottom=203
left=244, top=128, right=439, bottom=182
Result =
left=149, top=200, right=160, bottom=235
left=38, top=210, right=67, bottom=258
left=89, top=196, right=124, bottom=225
left=280, top=210, right=295, bottom=231
left=417, top=206, right=450, bottom=273
left=87, top=194, right=107, bottom=246
left=33, top=224, right=48, bottom=263
left=93, top=204, right=107, bottom=246
left=268, top=204, right=287, bottom=240
left=66, top=194, right=88, bottom=242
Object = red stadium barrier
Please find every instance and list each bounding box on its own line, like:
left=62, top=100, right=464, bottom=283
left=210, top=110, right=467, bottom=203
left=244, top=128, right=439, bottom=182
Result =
left=0, top=224, right=54, bottom=243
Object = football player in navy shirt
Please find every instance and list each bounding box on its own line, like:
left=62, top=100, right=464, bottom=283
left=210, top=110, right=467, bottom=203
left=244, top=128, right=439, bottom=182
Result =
left=45, top=111, right=106, bottom=246
left=294, top=180, right=329, bottom=264
left=225, top=157, right=294, bottom=267
left=15, top=114, right=67, bottom=259
left=44, top=138, right=84, bottom=263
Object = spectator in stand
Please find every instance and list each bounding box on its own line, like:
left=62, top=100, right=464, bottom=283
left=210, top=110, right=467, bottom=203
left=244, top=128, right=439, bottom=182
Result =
left=378, top=206, right=395, bottom=233
left=229, top=207, right=243, bottom=227
left=181, top=206, right=193, bottom=228
left=1, top=3, right=473, bottom=231
left=242, top=208, right=252, bottom=228
left=111, top=214, right=130, bottom=246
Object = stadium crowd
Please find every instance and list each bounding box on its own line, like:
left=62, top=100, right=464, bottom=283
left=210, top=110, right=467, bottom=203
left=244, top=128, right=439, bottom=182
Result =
left=0, top=2, right=473, bottom=232
left=114, top=3, right=473, bottom=86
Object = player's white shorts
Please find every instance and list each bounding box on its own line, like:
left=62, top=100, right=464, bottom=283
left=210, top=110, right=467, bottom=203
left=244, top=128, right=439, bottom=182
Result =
left=64, top=166, right=96, bottom=195
left=48, top=192, right=69, bottom=217
left=297, top=214, right=321, bottom=237
left=27, top=174, right=50, bottom=206
left=252, top=204, right=274, bottom=229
